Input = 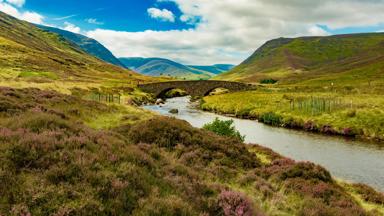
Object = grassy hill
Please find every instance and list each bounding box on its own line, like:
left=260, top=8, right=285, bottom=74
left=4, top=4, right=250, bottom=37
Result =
left=216, top=33, right=384, bottom=86
left=0, top=12, right=152, bottom=93
left=205, top=33, right=384, bottom=142
left=36, top=25, right=126, bottom=68
left=120, top=57, right=232, bottom=80
left=188, top=64, right=235, bottom=75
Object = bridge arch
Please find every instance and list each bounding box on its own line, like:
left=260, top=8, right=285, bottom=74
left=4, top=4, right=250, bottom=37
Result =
left=157, top=87, right=187, bottom=98
left=138, top=80, right=253, bottom=98
left=203, top=87, right=231, bottom=96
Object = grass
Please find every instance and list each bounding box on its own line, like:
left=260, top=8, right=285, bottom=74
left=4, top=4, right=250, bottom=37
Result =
left=18, top=71, right=59, bottom=79
left=86, top=105, right=152, bottom=129
left=201, top=89, right=384, bottom=141
left=0, top=11, right=160, bottom=96
left=215, top=33, right=384, bottom=86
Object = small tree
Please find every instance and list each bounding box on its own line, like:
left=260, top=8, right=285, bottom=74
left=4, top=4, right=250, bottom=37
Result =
left=203, top=118, right=245, bottom=142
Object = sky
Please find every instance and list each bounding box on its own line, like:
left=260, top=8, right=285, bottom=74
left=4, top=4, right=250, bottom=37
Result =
left=1, top=0, right=384, bottom=65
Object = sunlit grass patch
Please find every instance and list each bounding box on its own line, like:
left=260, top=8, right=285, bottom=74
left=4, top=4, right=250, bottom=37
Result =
left=18, top=71, right=58, bottom=80
left=86, top=105, right=153, bottom=129
left=339, top=182, right=384, bottom=215
left=202, top=90, right=384, bottom=141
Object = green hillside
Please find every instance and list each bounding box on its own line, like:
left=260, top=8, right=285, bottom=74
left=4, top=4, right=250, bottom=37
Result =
left=36, top=25, right=126, bottom=68
left=188, top=64, right=235, bottom=75
left=0, top=12, right=152, bottom=93
left=120, top=57, right=232, bottom=80
left=216, top=33, right=384, bottom=86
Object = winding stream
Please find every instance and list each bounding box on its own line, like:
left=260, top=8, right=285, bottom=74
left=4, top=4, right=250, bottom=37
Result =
left=143, top=96, right=384, bottom=192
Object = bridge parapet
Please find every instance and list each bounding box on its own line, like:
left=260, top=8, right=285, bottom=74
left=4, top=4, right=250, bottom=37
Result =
left=138, top=80, right=254, bottom=98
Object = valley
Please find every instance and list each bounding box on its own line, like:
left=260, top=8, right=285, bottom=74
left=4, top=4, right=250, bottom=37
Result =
left=0, top=7, right=383, bottom=216
left=120, top=57, right=234, bottom=80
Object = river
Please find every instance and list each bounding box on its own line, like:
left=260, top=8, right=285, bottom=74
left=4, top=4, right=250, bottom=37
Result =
left=143, top=96, right=384, bottom=192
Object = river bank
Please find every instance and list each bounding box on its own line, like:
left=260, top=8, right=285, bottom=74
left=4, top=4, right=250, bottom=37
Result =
left=200, top=91, right=384, bottom=143
left=143, top=97, right=384, bottom=192
left=3, top=88, right=383, bottom=215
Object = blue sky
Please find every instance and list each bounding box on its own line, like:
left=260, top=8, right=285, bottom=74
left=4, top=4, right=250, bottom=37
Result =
left=1, top=0, right=384, bottom=64
left=24, top=0, right=195, bottom=32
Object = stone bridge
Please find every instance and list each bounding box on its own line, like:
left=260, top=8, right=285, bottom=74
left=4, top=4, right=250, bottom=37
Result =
left=138, top=80, right=254, bottom=98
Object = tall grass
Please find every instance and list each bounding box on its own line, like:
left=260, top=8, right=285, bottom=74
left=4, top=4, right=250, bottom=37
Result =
left=202, top=90, right=384, bottom=140
left=288, top=96, right=349, bottom=115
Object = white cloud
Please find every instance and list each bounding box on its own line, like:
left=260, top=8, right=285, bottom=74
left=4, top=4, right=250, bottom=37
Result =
left=5, top=0, right=25, bottom=7
left=88, top=0, right=384, bottom=65
left=180, top=14, right=199, bottom=25
left=86, top=18, right=104, bottom=25
left=63, top=22, right=81, bottom=34
left=147, top=7, right=175, bottom=22
left=52, top=14, right=78, bottom=21
left=307, top=26, right=330, bottom=36
left=0, top=1, right=44, bottom=24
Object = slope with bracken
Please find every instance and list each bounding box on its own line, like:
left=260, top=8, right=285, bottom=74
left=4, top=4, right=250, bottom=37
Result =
left=0, top=12, right=153, bottom=92
left=216, top=33, right=384, bottom=86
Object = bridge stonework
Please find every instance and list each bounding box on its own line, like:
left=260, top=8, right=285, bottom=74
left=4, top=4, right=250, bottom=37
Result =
left=138, top=80, right=253, bottom=98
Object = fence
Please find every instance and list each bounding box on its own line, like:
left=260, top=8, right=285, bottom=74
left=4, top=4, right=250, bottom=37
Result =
left=288, top=96, right=352, bottom=115
left=87, top=92, right=122, bottom=104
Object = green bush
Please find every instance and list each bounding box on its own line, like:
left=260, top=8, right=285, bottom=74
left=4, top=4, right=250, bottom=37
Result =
left=203, top=118, right=245, bottom=142
left=260, top=79, right=278, bottom=84
left=260, top=112, right=282, bottom=126
left=164, top=89, right=188, bottom=98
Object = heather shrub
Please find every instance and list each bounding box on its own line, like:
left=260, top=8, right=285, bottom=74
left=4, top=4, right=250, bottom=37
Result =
left=45, top=163, right=84, bottom=184
left=128, top=116, right=259, bottom=169
left=203, top=118, right=245, bottom=142
left=254, top=177, right=276, bottom=199
left=128, top=117, right=195, bottom=148
left=6, top=112, right=74, bottom=133
left=0, top=87, right=377, bottom=215
left=298, top=198, right=335, bottom=216
left=133, top=195, right=196, bottom=216
left=258, top=158, right=295, bottom=179
left=0, top=96, right=22, bottom=113
left=284, top=178, right=367, bottom=215
left=352, top=183, right=384, bottom=204
left=213, top=190, right=256, bottom=216
left=298, top=197, right=366, bottom=216
left=279, top=162, right=332, bottom=182
left=4, top=129, right=62, bottom=169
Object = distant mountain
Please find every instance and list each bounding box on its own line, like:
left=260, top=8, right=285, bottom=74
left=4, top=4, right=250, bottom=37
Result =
left=215, top=33, right=384, bottom=86
left=188, top=64, right=235, bottom=75
left=37, top=25, right=126, bottom=68
left=119, top=57, right=233, bottom=80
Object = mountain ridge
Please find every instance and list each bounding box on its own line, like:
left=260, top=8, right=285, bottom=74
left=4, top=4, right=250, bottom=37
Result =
left=0, top=11, right=149, bottom=88
left=119, top=57, right=234, bottom=80
left=36, top=24, right=126, bottom=68
left=215, top=33, right=384, bottom=85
